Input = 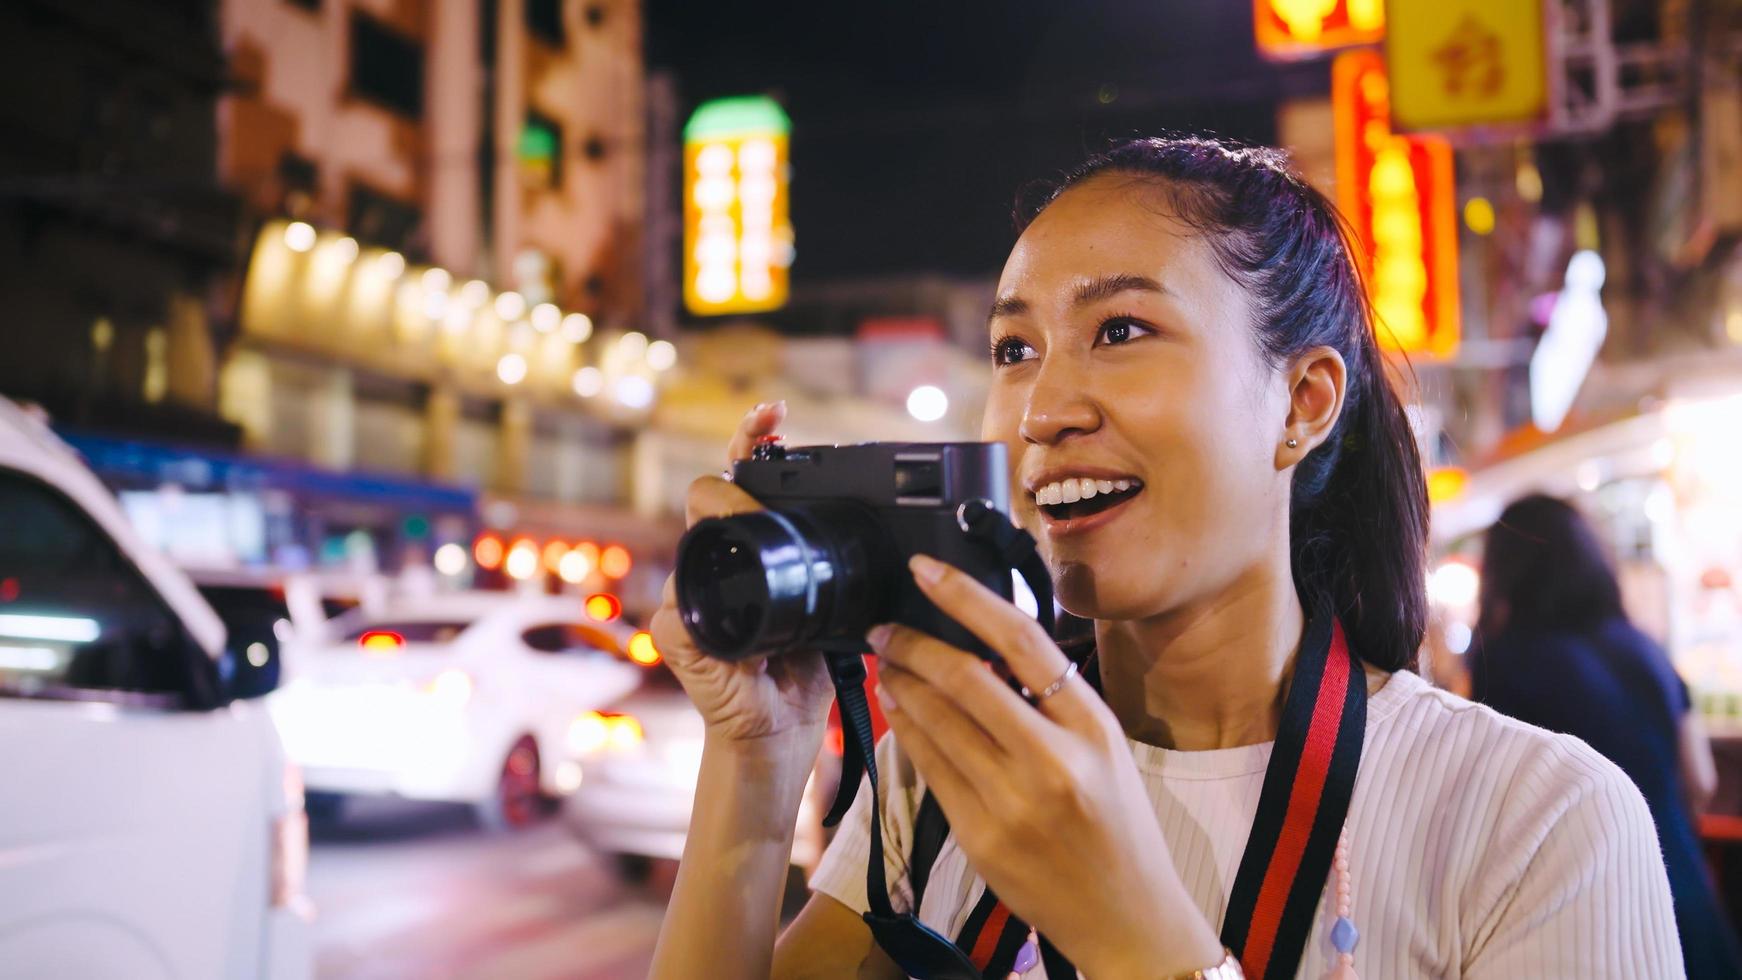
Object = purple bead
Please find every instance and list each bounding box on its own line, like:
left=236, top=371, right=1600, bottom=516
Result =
left=1012, top=938, right=1039, bottom=974
left=1330, top=916, right=1360, bottom=954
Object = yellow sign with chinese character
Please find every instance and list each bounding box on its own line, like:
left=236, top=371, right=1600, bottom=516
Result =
left=683, top=97, right=794, bottom=316
left=1384, top=0, right=1547, bottom=130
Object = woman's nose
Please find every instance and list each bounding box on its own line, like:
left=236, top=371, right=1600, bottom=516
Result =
left=1018, top=361, right=1100, bottom=445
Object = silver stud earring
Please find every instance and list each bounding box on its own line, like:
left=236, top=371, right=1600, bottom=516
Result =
left=1286, top=438, right=1299, bottom=449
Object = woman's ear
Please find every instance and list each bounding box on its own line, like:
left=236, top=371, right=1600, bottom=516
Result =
left=1276, top=346, right=1347, bottom=469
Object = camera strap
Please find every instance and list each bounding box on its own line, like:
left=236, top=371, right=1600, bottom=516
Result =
left=823, top=504, right=1076, bottom=978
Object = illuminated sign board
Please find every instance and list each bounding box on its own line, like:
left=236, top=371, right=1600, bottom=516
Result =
left=1385, top=0, right=1547, bottom=130
left=1254, top=0, right=1384, bottom=60
left=1530, top=251, right=1608, bottom=433
left=683, top=96, right=794, bottom=316
left=1333, top=49, right=1460, bottom=359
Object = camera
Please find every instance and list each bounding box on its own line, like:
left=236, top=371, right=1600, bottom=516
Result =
left=675, top=439, right=1018, bottom=662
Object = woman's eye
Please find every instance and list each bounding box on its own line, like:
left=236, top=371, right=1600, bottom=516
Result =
left=990, top=337, right=1034, bottom=366
left=1096, top=317, right=1152, bottom=347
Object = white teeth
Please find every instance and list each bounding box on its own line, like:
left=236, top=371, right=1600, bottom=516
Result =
left=1031, top=476, right=1143, bottom=507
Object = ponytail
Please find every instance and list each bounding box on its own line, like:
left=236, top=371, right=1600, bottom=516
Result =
left=1289, top=352, right=1428, bottom=670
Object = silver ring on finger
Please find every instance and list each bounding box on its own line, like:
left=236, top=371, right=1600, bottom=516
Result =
left=1021, top=660, right=1079, bottom=703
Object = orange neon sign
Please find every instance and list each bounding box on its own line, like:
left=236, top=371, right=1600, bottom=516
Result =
left=1333, top=49, right=1460, bottom=359
left=1254, top=0, right=1384, bottom=60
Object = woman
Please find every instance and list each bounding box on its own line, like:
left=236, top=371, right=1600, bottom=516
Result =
left=647, top=137, right=1680, bottom=978
left=1473, top=494, right=1739, bottom=979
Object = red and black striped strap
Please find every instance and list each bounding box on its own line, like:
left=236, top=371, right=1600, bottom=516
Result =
left=952, top=611, right=1364, bottom=980
left=953, top=885, right=1070, bottom=977
left=1220, top=612, right=1365, bottom=979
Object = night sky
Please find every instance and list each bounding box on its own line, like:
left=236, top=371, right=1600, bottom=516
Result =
left=646, top=0, right=1330, bottom=283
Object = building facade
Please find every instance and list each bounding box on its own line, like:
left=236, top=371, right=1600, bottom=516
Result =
left=216, top=0, right=649, bottom=486
left=206, top=0, right=678, bottom=593
left=0, top=0, right=238, bottom=443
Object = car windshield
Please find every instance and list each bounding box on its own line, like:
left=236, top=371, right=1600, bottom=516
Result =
left=340, top=619, right=473, bottom=645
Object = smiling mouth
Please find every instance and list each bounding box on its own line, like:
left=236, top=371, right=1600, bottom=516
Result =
left=1038, top=483, right=1143, bottom=523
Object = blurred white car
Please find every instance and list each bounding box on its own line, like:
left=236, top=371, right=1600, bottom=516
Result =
left=563, top=658, right=834, bottom=875
left=269, top=592, right=648, bottom=830
left=0, top=398, right=310, bottom=978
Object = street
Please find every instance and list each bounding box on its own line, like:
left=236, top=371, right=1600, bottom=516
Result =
left=308, top=800, right=666, bottom=980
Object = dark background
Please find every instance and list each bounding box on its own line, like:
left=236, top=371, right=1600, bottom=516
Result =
left=646, top=0, right=1329, bottom=281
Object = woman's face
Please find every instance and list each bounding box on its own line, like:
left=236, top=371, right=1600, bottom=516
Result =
left=981, top=175, right=1295, bottom=622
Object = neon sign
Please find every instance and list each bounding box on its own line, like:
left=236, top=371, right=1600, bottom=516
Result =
left=683, top=97, right=794, bottom=316
left=1333, top=49, right=1460, bottom=358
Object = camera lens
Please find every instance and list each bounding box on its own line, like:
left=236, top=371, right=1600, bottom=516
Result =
left=675, top=503, right=893, bottom=661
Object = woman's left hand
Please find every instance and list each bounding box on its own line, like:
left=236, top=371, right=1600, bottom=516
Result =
left=869, top=553, right=1225, bottom=978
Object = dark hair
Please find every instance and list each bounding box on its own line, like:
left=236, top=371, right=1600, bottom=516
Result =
left=1477, top=494, right=1625, bottom=637
left=1020, top=136, right=1429, bottom=671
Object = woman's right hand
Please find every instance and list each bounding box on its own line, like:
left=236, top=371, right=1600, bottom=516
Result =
left=649, top=401, right=837, bottom=750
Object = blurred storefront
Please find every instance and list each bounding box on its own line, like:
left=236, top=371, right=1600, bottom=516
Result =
left=57, top=426, right=476, bottom=577
left=199, top=0, right=674, bottom=600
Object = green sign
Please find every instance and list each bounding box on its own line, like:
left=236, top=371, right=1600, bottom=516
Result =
left=683, top=96, right=790, bottom=142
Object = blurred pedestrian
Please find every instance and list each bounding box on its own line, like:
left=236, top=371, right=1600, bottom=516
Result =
left=1474, top=493, right=1741, bottom=979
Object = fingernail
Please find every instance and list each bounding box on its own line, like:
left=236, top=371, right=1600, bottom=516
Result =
left=866, top=623, right=893, bottom=650
left=751, top=402, right=768, bottom=414
left=909, top=554, right=945, bottom=585
left=876, top=683, right=897, bottom=711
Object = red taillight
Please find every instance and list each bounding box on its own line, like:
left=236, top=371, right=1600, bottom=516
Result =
left=627, top=630, right=661, bottom=666
left=585, top=593, right=621, bottom=622
left=359, top=630, right=404, bottom=653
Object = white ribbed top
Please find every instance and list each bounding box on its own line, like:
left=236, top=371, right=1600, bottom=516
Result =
left=810, top=670, right=1684, bottom=978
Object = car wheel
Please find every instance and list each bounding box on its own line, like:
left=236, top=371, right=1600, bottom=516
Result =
left=474, top=736, right=544, bottom=832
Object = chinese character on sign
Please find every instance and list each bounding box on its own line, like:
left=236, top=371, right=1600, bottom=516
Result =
left=1431, top=15, right=1505, bottom=98
left=1385, top=0, right=1547, bottom=129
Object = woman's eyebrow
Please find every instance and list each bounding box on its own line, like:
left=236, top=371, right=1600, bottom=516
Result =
left=1071, top=273, right=1170, bottom=307
left=988, top=274, right=1170, bottom=324
left=988, top=295, right=1029, bottom=322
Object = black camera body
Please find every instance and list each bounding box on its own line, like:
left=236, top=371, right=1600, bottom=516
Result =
left=675, top=440, right=1016, bottom=662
